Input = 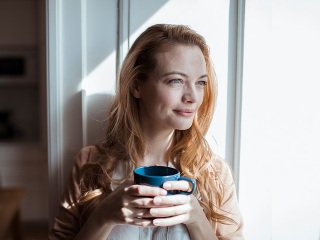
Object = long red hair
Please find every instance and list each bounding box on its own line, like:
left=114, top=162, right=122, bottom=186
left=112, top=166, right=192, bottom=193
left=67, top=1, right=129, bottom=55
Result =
left=80, top=24, right=234, bottom=224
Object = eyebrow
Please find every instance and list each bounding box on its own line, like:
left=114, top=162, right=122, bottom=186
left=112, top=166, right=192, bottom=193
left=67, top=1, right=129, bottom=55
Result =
left=161, top=71, right=208, bottom=79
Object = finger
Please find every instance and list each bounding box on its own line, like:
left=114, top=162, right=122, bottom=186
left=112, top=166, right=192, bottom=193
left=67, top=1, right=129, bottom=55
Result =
left=163, top=180, right=190, bottom=192
left=129, top=197, right=156, bottom=208
left=122, top=207, right=153, bottom=218
left=125, top=217, right=154, bottom=227
left=125, top=185, right=167, bottom=197
left=153, top=214, right=190, bottom=227
left=153, top=194, right=190, bottom=206
left=150, top=204, right=192, bottom=218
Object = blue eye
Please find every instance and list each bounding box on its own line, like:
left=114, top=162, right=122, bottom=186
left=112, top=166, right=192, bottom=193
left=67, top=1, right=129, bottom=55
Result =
left=168, top=79, right=183, bottom=85
left=196, top=80, right=207, bottom=86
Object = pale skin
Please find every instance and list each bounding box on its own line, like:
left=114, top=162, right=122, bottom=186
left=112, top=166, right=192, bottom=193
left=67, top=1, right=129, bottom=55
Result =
left=75, top=44, right=218, bottom=240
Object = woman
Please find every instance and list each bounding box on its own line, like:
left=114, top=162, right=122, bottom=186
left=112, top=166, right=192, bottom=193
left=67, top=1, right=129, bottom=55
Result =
left=50, top=24, right=244, bottom=240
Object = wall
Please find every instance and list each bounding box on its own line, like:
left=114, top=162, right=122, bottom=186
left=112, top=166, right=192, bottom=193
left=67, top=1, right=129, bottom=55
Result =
left=47, top=0, right=118, bottom=221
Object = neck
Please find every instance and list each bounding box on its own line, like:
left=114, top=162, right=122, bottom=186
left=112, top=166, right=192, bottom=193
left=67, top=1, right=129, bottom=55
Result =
left=137, top=130, right=174, bottom=166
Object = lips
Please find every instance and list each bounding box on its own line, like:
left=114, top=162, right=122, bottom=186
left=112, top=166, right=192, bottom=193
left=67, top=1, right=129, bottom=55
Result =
left=173, top=109, right=195, bottom=117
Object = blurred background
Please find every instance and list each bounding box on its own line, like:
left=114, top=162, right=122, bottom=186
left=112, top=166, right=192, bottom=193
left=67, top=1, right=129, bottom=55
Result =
left=0, top=0, right=47, bottom=239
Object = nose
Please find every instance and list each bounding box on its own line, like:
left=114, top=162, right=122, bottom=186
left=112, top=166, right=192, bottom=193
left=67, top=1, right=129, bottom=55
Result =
left=182, top=84, right=197, bottom=103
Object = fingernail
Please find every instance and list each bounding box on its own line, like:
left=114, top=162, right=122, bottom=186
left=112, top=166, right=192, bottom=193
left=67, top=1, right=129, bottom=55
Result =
left=160, top=189, right=167, bottom=195
left=163, top=182, right=171, bottom=188
left=150, top=208, right=158, bottom=215
left=153, top=219, right=161, bottom=225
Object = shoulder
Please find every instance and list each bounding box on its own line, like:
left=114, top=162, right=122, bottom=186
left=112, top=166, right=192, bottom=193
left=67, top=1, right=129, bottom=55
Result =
left=210, top=154, right=235, bottom=186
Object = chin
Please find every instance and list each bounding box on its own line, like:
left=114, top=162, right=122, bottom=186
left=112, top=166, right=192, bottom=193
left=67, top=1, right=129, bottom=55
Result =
left=175, top=123, right=193, bottom=131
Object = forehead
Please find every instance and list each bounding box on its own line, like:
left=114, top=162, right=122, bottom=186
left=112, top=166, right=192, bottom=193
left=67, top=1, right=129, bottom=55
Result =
left=152, top=44, right=207, bottom=74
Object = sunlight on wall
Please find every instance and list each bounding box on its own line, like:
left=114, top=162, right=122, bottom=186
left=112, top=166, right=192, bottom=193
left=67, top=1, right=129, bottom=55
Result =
left=81, top=51, right=117, bottom=95
left=79, top=0, right=117, bottom=96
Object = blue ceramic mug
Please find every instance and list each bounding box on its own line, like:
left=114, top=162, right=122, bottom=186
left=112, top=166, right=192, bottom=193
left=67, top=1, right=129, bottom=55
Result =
left=134, top=166, right=196, bottom=195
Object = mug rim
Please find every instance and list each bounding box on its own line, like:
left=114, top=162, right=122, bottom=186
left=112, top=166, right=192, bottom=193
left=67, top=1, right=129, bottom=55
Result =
left=134, top=165, right=179, bottom=178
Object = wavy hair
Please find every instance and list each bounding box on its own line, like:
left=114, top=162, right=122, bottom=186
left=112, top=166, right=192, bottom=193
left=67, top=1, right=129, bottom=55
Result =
left=79, top=24, right=235, bottom=224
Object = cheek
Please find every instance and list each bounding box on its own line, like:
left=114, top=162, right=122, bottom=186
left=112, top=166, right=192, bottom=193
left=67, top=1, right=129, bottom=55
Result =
left=141, top=90, right=173, bottom=115
left=155, top=90, right=177, bottom=107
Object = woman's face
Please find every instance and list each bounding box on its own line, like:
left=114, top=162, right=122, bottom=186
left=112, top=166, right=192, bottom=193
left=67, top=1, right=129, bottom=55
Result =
left=135, top=44, right=207, bottom=135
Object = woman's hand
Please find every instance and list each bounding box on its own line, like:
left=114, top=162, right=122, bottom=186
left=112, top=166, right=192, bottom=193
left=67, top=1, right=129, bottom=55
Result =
left=95, top=180, right=167, bottom=227
left=149, top=180, right=206, bottom=227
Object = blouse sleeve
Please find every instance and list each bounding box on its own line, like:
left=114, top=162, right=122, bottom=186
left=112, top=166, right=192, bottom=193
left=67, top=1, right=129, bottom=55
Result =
left=215, top=158, right=245, bottom=240
left=49, top=146, right=97, bottom=240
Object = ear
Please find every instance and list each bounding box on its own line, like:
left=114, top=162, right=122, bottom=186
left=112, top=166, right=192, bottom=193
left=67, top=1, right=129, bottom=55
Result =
left=131, top=79, right=142, bottom=98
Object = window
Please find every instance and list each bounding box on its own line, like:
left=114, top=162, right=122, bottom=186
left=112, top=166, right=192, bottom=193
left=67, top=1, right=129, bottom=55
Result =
left=239, top=1, right=320, bottom=239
